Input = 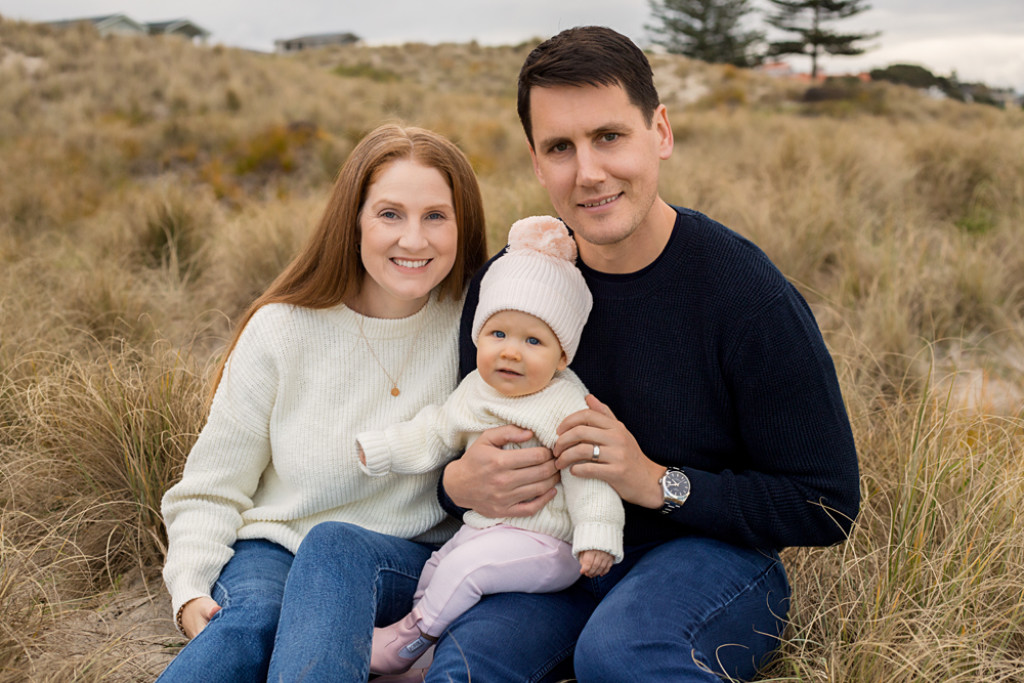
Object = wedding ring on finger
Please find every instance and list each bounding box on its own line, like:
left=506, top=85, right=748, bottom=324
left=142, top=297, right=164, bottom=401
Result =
left=592, top=444, right=601, bottom=462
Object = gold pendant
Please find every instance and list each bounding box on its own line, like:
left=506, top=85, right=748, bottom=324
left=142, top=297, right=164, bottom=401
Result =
left=391, top=386, right=400, bottom=397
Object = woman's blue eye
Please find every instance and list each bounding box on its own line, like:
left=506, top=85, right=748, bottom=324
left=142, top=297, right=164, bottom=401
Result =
left=381, top=210, right=399, bottom=219
left=427, top=212, right=445, bottom=221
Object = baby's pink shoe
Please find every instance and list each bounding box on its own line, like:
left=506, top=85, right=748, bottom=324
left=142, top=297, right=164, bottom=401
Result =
left=370, top=608, right=436, bottom=675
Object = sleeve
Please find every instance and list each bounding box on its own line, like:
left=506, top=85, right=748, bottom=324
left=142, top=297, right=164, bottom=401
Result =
left=673, top=288, right=860, bottom=548
left=562, top=467, right=625, bottom=562
left=357, top=377, right=474, bottom=476
left=160, top=310, right=278, bottom=618
left=535, top=380, right=625, bottom=562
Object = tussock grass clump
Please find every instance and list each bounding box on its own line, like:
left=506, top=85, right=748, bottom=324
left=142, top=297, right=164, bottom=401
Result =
left=762, top=356, right=1024, bottom=680
left=2, top=16, right=1023, bottom=680
left=3, top=342, right=207, bottom=570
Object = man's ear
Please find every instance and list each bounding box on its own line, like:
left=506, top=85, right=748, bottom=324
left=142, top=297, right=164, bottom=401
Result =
left=654, top=104, right=674, bottom=161
left=528, top=142, right=547, bottom=187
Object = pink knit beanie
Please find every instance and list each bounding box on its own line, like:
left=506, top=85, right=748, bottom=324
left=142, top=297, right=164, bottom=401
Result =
left=472, top=216, right=592, bottom=363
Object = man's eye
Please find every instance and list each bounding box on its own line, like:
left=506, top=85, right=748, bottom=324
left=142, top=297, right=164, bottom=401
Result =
left=551, top=142, right=569, bottom=153
left=602, top=133, right=619, bottom=142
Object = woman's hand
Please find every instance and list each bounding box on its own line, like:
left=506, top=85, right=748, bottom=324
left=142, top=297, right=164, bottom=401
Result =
left=443, top=425, right=559, bottom=518
left=578, top=549, right=615, bottom=577
left=180, top=596, right=222, bottom=639
left=554, top=395, right=667, bottom=509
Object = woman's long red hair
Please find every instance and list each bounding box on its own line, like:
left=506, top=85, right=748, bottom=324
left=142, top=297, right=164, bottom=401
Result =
left=209, top=124, right=487, bottom=398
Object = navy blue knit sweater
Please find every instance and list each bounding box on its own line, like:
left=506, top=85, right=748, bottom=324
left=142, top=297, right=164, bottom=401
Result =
left=443, top=206, right=860, bottom=551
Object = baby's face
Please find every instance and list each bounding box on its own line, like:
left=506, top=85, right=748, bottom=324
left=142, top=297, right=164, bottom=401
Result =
left=477, top=310, right=567, bottom=398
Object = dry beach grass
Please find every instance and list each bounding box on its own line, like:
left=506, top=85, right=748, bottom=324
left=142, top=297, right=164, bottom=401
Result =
left=1, top=17, right=1023, bottom=681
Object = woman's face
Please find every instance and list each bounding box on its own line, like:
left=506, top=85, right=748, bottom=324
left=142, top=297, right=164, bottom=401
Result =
left=355, top=159, right=459, bottom=318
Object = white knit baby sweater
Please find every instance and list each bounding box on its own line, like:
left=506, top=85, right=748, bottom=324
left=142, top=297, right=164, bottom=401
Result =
left=358, top=369, right=625, bottom=562
left=161, top=293, right=463, bottom=619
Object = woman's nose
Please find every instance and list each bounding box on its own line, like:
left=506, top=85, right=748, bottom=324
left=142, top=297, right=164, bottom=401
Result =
left=398, top=221, right=428, bottom=249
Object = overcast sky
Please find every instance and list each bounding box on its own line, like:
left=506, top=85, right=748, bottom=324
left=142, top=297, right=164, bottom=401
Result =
left=3, top=1, right=1023, bottom=91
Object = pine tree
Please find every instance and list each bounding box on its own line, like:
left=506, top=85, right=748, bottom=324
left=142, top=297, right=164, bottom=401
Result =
left=766, top=0, right=879, bottom=79
left=646, top=0, right=764, bottom=68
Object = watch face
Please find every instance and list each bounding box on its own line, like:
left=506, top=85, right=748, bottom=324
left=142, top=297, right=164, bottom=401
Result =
left=663, top=469, right=690, bottom=501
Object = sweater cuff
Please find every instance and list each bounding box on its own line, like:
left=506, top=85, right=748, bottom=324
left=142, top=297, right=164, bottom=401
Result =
left=383, top=422, right=446, bottom=474
left=356, top=431, right=392, bottom=476
left=571, top=522, right=624, bottom=563
left=170, top=587, right=210, bottom=635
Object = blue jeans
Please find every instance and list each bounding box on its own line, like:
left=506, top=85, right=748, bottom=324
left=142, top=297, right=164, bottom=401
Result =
left=266, top=522, right=436, bottom=682
left=156, top=539, right=294, bottom=682
left=424, top=536, right=790, bottom=682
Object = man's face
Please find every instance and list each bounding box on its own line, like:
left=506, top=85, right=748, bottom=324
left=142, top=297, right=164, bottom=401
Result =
left=528, top=83, right=673, bottom=258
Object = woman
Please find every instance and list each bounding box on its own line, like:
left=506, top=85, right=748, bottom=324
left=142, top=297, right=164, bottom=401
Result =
left=157, top=123, right=487, bottom=681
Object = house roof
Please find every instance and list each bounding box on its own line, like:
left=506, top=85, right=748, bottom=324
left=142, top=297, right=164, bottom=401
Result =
left=275, top=32, right=360, bottom=46
left=46, top=13, right=147, bottom=34
left=146, top=19, right=211, bottom=39
left=45, top=14, right=210, bottom=39
left=278, top=32, right=359, bottom=42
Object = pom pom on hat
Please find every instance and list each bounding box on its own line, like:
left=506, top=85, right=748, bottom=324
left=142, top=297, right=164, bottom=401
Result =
left=472, top=216, right=592, bottom=363
left=508, top=215, right=577, bottom=262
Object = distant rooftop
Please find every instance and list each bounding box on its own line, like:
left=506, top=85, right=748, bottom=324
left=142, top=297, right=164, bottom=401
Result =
left=44, top=13, right=209, bottom=41
left=274, top=32, right=360, bottom=53
left=46, top=13, right=146, bottom=35
left=145, top=19, right=211, bottom=40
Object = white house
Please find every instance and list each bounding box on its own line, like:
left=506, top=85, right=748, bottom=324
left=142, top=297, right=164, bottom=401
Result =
left=46, top=14, right=147, bottom=37
left=45, top=14, right=210, bottom=43
left=146, top=19, right=211, bottom=43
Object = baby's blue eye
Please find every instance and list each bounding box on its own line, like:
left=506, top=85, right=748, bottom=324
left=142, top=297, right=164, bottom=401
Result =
left=526, top=337, right=540, bottom=345
left=493, top=330, right=505, bottom=339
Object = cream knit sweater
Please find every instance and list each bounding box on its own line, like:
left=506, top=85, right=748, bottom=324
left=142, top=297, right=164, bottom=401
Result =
left=357, top=369, right=625, bottom=562
left=161, top=294, right=463, bottom=619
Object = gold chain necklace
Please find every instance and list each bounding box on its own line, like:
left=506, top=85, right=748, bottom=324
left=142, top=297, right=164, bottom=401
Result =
left=356, top=310, right=427, bottom=397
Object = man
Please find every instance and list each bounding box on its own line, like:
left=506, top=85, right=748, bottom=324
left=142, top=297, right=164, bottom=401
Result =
left=427, top=26, right=859, bottom=682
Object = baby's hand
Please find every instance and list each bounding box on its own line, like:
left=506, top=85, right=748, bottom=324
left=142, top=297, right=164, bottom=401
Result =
left=357, top=444, right=366, bottom=465
left=578, top=549, right=614, bottom=577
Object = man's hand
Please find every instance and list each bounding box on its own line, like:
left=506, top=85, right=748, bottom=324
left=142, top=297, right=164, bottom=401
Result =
left=578, top=549, right=614, bottom=577
left=554, top=395, right=667, bottom=509
left=180, top=596, right=221, bottom=639
left=443, top=425, right=559, bottom=518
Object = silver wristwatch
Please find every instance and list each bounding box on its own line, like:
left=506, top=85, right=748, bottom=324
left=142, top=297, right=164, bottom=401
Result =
left=658, top=467, right=690, bottom=514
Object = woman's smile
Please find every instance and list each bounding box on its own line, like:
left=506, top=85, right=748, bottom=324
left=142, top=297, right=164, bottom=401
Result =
left=391, top=257, right=432, bottom=269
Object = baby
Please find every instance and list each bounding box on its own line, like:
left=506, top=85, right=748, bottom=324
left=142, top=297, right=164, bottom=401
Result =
left=357, top=215, right=624, bottom=676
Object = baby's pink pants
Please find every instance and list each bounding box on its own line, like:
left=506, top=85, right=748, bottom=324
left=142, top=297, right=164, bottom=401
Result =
left=413, top=524, right=581, bottom=636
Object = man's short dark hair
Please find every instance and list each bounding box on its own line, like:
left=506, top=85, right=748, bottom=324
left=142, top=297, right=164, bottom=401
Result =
left=517, top=26, right=661, bottom=148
